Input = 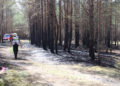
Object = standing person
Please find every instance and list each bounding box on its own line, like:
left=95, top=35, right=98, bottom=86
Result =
left=11, top=33, right=20, bottom=59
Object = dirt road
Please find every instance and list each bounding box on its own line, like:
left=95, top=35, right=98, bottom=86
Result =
left=0, top=41, right=120, bottom=86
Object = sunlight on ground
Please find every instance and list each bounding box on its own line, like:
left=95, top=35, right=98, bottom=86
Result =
left=72, top=64, right=120, bottom=79
left=0, top=41, right=120, bottom=86
left=27, top=62, right=120, bottom=86
left=0, top=70, right=31, bottom=86
left=1, top=62, right=120, bottom=86
left=114, top=59, right=120, bottom=69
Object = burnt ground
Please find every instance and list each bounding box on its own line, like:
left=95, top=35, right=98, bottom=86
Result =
left=0, top=40, right=120, bottom=86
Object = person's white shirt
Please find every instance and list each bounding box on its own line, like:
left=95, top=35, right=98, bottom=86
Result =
left=12, top=36, right=20, bottom=45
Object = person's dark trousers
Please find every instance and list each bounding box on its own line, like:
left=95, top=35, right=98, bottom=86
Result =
left=13, top=44, right=19, bottom=59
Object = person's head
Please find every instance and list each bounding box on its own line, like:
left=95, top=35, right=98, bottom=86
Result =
left=13, top=33, right=17, bottom=37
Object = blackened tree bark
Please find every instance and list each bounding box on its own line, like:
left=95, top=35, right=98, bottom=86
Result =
left=88, top=0, right=95, bottom=60
left=68, top=0, right=73, bottom=53
left=59, top=0, right=62, bottom=46
left=64, top=0, right=69, bottom=51
left=48, top=0, right=55, bottom=53
left=74, top=0, right=80, bottom=48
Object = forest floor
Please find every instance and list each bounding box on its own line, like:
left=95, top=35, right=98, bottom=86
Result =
left=0, top=40, right=120, bottom=86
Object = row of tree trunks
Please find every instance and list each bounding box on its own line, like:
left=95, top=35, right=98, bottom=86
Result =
left=0, top=0, right=4, bottom=42
left=0, top=0, right=14, bottom=42
left=64, top=0, right=73, bottom=52
left=28, top=0, right=119, bottom=63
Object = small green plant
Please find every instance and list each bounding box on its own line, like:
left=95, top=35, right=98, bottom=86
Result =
left=0, top=70, right=31, bottom=86
left=0, top=79, right=5, bottom=86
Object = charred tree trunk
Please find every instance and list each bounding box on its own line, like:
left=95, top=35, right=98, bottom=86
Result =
left=88, top=0, right=95, bottom=60
left=68, top=0, right=73, bottom=53
left=59, top=0, right=62, bottom=46
left=64, top=0, right=69, bottom=51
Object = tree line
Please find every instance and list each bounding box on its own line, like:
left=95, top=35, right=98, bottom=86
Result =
left=0, top=0, right=120, bottom=64
left=0, top=0, right=29, bottom=41
left=28, top=0, right=120, bottom=63
left=0, top=0, right=14, bottom=42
